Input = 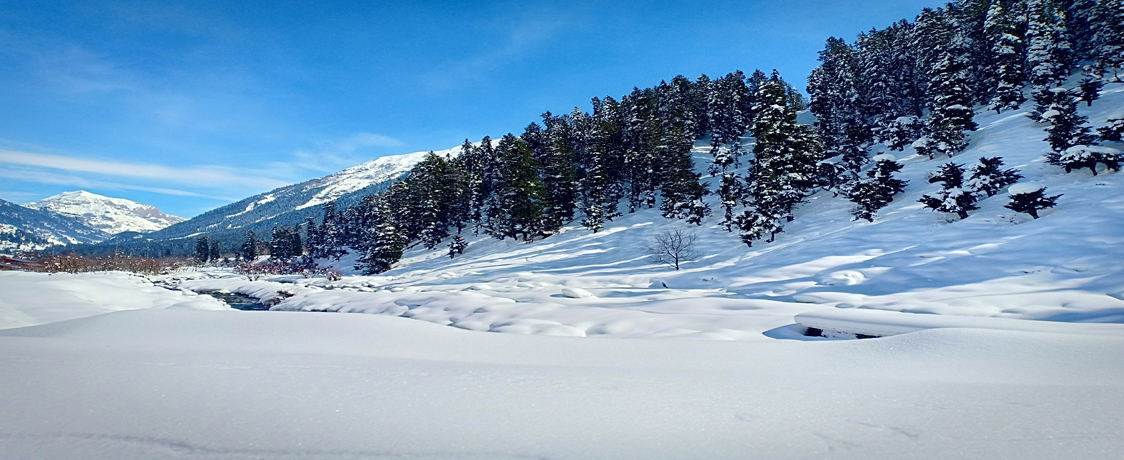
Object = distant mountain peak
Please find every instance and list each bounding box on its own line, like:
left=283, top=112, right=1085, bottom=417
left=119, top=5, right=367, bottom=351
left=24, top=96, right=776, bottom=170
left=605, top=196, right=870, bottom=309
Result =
left=23, top=191, right=186, bottom=234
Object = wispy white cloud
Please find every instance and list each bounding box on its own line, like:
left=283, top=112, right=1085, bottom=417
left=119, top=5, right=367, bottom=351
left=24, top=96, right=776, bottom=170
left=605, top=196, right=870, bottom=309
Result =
left=0, top=149, right=289, bottom=190
left=0, top=167, right=234, bottom=201
left=421, top=11, right=571, bottom=92
left=280, top=132, right=405, bottom=173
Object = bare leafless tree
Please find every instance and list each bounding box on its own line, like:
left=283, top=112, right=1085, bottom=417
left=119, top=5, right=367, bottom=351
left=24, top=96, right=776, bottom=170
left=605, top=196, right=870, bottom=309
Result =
left=644, top=229, right=699, bottom=271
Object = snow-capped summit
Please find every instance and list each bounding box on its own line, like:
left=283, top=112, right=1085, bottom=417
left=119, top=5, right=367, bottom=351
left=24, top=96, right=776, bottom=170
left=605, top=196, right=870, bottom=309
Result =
left=23, top=191, right=187, bottom=234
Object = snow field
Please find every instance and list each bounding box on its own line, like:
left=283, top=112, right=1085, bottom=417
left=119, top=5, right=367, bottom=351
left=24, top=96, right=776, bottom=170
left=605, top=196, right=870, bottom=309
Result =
left=2, top=308, right=1122, bottom=459
left=0, top=271, right=230, bottom=330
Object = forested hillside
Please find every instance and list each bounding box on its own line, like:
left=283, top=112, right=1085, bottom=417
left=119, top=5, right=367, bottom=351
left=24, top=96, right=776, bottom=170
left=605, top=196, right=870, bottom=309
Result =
left=295, top=0, right=1122, bottom=275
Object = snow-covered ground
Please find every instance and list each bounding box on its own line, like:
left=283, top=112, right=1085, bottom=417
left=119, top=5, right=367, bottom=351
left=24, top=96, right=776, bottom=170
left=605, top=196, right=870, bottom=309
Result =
left=2, top=307, right=1122, bottom=459
left=0, top=271, right=228, bottom=330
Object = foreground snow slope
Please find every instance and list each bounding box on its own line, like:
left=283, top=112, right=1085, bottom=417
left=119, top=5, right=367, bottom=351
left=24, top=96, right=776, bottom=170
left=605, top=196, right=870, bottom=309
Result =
left=175, top=85, right=1124, bottom=339
left=1, top=308, right=1122, bottom=460
left=0, top=271, right=229, bottom=330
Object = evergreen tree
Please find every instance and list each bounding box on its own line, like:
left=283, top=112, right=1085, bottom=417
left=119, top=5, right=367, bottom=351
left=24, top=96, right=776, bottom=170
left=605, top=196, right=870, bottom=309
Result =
left=916, top=38, right=978, bottom=159
left=919, top=162, right=979, bottom=219
left=536, top=114, right=579, bottom=231
left=1041, top=88, right=1097, bottom=153
left=808, top=37, right=870, bottom=173
left=580, top=99, right=625, bottom=232
left=1078, top=77, right=1103, bottom=106
left=966, top=156, right=1023, bottom=197
left=318, top=201, right=347, bottom=260
left=1048, top=145, right=1123, bottom=175
left=1086, top=0, right=1124, bottom=81
left=707, top=71, right=750, bottom=174
left=210, top=240, right=221, bottom=262
left=484, top=134, right=551, bottom=242
left=985, top=0, right=1027, bottom=113
left=1005, top=185, right=1061, bottom=219
left=194, top=236, right=210, bottom=263
left=356, top=195, right=406, bottom=275
left=447, top=235, right=468, bottom=259
left=745, top=78, right=824, bottom=243
left=304, top=216, right=321, bottom=258
left=1098, top=117, right=1124, bottom=142
left=241, top=231, right=257, bottom=261
left=1026, top=0, right=1073, bottom=119
left=847, top=156, right=909, bottom=222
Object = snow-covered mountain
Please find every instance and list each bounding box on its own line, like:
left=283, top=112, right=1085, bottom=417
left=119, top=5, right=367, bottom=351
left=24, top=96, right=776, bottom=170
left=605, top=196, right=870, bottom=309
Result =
left=71, top=145, right=466, bottom=255
left=0, top=199, right=106, bottom=251
left=24, top=191, right=186, bottom=235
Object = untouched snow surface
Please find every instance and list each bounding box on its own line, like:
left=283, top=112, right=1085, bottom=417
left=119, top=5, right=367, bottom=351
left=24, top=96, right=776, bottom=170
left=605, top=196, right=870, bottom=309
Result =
left=24, top=190, right=186, bottom=234
left=170, top=85, right=1124, bottom=340
left=0, top=271, right=229, bottom=330
left=2, top=308, right=1123, bottom=459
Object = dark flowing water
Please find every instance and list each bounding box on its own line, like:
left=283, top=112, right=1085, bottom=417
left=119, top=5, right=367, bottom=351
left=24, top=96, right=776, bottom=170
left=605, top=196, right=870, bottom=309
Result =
left=197, top=290, right=269, bottom=311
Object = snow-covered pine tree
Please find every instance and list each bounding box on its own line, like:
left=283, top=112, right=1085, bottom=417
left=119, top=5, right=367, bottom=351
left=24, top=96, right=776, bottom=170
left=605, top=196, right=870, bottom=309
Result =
left=916, top=37, right=978, bottom=159
left=1086, top=0, right=1124, bottom=81
left=318, top=201, right=347, bottom=260
left=1049, top=145, right=1123, bottom=175
left=656, top=78, right=710, bottom=225
left=985, top=0, right=1027, bottom=113
left=847, top=155, right=909, bottom=222
left=537, top=114, right=578, bottom=233
left=241, top=230, right=257, bottom=261
left=447, top=235, right=467, bottom=258
left=1005, top=184, right=1061, bottom=218
left=1099, top=117, right=1124, bottom=142
left=807, top=37, right=870, bottom=174
left=579, top=98, right=625, bottom=233
left=483, top=134, right=551, bottom=242
left=1026, top=0, right=1073, bottom=119
left=621, top=87, right=660, bottom=212
left=1077, top=77, right=1103, bottom=106
left=745, top=77, right=824, bottom=243
left=919, top=162, right=979, bottom=219
left=355, top=195, right=406, bottom=275
left=966, top=156, right=1023, bottom=197
left=304, top=216, right=321, bottom=258
left=707, top=71, right=749, bottom=174
left=1041, top=88, right=1098, bottom=153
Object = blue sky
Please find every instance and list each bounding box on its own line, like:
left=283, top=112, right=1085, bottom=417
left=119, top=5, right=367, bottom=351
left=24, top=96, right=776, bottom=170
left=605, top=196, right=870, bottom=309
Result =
left=0, top=0, right=935, bottom=217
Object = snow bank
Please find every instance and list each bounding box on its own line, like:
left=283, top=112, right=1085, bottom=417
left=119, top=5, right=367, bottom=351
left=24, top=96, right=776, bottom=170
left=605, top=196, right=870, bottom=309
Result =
left=2, top=309, right=1122, bottom=459
left=0, top=271, right=229, bottom=330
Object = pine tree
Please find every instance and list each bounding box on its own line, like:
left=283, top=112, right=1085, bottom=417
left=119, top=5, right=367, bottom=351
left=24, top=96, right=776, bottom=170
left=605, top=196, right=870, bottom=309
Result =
left=484, top=134, right=551, bottom=242
left=356, top=195, right=406, bottom=275
left=209, top=240, right=221, bottom=262
left=1086, top=0, right=1124, bottom=81
left=318, top=202, right=347, bottom=260
left=536, top=114, right=578, bottom=232
left=847, top=156, right=909, bottom=222
left=241, top=231, right=257, bottom=261
left=985, top=0, right=1027, bottom=113
left=1098, top=117, right=1124, bottom=142
left=1078, top=77, right=1103, bottom=106
left=966, top=156, right=1022, bottom=197
left=919, top=162, right=979, bottom=219
left=745, top=78, right=823, bottom=243
left=447, top=235, right=467, bottom=258
left=808, top=37, right=870, bottom=173
left=194, top=236, right=210, bottom=263
left=1005, top=185, right=1061, bottom=218
left=1026, top=0, right=1073, bottom=119
left=707, top=71, right=750, bottom=174
left=1041, top=88, right=1097, bottom=153
left=916, top=38, right=978, bottom=159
